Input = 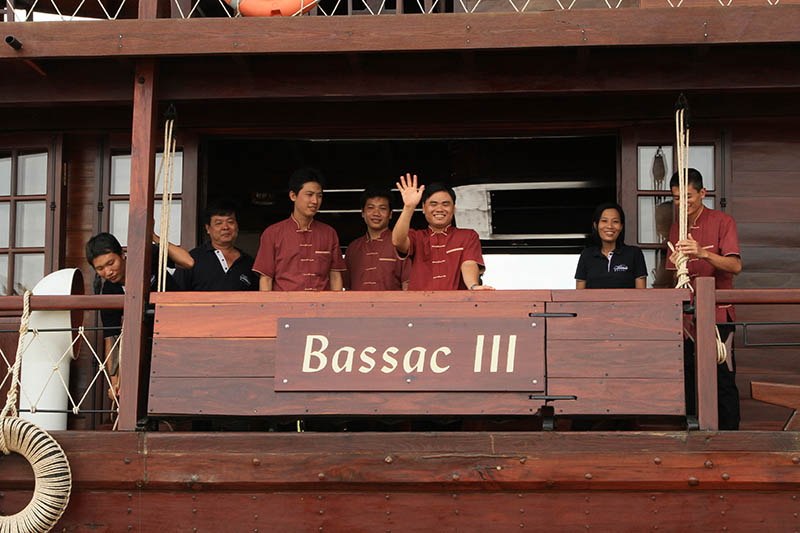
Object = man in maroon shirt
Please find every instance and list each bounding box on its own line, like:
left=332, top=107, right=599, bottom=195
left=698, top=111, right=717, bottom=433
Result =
left=392, top=173, right=493, bottom=291
left=666, top=168, right=742, bottom=429
left=344, top=185, right=410, bottom=291
left=253, top=168, right=346, bottom=291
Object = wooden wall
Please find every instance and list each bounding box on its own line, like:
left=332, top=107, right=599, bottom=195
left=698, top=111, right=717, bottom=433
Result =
left=729, top=119, right=800, bottom=430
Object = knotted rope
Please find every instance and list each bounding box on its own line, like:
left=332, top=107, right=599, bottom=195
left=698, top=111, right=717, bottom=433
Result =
left=0, top=290, right=73, bottom=533
left=670, top=97, right=727, bottom=365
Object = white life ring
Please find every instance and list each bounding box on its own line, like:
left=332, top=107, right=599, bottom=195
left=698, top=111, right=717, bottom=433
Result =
left=0, top=417, right=72, bottom=533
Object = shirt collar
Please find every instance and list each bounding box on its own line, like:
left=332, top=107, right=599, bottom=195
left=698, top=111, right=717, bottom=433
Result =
left=428, top=224, right=451, bottom=236
left=592, top=245, right=622, bottom=257
left=291, top=213, right=314, bottom=231
left=365, top=228, right=391, bottom=242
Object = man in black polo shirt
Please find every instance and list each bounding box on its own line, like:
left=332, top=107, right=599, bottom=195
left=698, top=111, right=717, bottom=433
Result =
left=175, top=201, right=258, bottom=291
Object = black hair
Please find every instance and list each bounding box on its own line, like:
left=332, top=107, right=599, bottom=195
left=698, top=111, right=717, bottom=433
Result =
left=203, top=200, right=238, bottom=226
left=85, top=232, right=123, bottom=266
left=589, top=202, right=626, bottom=249
left=360, top=185, right=393, bottom=210
left=421, top=182, right=456, bottom=204
left=288, top=167, right=326, bottom=195
left=669, top=167, right=704, bottom=191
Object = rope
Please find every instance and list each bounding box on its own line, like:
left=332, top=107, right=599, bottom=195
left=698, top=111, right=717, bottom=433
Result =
left=671, top=102, right=727, bottom=365
left=0, top=290, right=73, bottom=532
left=156, top=118, right=177, bottom=293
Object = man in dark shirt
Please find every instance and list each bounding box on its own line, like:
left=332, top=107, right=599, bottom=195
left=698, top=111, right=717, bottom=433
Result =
left=174, top=201, right=258, bottom=291
left=86, top=232, right=193, bottom=398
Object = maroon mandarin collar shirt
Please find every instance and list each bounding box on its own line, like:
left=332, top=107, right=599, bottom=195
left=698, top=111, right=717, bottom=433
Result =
left=403, top=225, right=485, bottom=291
left=344, top=228, right=410, bottom=291
left=253, top=215, right=346, bottom=291
left=666, top=206, right=741, bottom=324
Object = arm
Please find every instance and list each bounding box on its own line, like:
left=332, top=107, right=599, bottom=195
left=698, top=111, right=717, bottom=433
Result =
left=635, top=277, right=647, bottom=289
left=392, top=173, right=424, bottom=255
left=461, top=260, right=494, bottom=291
left=153, top=232, right=194, bottom=269
left=259, top=274, right=273, bottom=291
left=676, top=233, right=742, bottom=275
left=576, top=280, right=587, bottom=289
left=329, top=270, right=343, bottom=291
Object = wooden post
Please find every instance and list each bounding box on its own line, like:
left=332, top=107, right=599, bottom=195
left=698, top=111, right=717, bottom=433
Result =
left=695, top=276, right=718, bottom=431
left=118, top=59, right=157, bottom=431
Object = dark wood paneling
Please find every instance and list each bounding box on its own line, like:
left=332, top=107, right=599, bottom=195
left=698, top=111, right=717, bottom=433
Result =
left=737, top=222, right=800, bottom=248
left=151, top=338, right=275, bottom=377
left=547, top=340, right=683, bottom=378
left=148, top=377, right=538, bottom=416
left=550, top=288, right=689, bottom=302
left=548, top=378, right=684, bottom=415
left=729, top=197, right=800, bottom=224
left=545, top=301, right=683, bottom=341
left=3, top=7, right=800, bottom=60
left=739, top=246, right=800, bottom=273
left=732, top=171, right=800, bottom=197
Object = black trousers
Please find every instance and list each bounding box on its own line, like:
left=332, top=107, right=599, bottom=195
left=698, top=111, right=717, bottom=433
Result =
left=683, top=322, right=740, bottom=430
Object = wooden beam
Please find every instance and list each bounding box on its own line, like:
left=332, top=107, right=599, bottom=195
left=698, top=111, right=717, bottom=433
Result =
left=716, top=288, right=800, bottom=305
left=695, top=276, right=718, bottom=431
left=0, top=294, right=124, bottom=311
left=119, top=59, right=157, bottom=431
left=1, top=7, right=799, bottom=59
left=751, top=381, right=800, bottom=431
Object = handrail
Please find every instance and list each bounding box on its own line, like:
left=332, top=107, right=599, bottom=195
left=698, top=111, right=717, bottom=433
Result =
left=0, top=295, right=124, bottom=311
left=716, top=289, right=800, bottom=305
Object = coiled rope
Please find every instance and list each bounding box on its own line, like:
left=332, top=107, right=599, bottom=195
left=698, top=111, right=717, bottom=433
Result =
left=0, top=291, right=73, bottom=533
left=669, top=98, right=727, bottom=365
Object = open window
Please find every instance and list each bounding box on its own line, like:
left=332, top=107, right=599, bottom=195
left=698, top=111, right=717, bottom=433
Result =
left=202, top=135, right=617, bottom=289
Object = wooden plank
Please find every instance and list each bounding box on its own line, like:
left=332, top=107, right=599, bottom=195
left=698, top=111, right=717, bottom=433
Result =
left=738, top=246, right=800, bottom=274
left=119, top=59, right=157, bottom=432
left=729, top=197, right=800, bottom=223
left=274, top=317, right=544, bottom=392
left=546, top=340, right=683, bottom=378
left=550, top=288, right=689, bottom=302
left=151, top=290, right=551, bottom=305
left=716, top=290, right=800, bottom=305
left=737, top=222, right=800, bottom=248
left=151, top=338, right=275, bottom=377
left=0, top=294, right=124, bottom=311
left=148, top=377, right=540, bottom=416
left=153, top=300, right=543, bottom=338
left=2, top=7, right=800, bottom=60
left=545, top=301, right=683, bottom=341
left=751, top=381, right=800, bottom=430
left=548, top=378, right=684, bottom=415
left=695, top=277, right=718, bottom=431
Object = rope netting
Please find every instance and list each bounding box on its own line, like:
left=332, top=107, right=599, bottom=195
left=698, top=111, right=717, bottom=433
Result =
left=0, top=306, right=121, bottom=428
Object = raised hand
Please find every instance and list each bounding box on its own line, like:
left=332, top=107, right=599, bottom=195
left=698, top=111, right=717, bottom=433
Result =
left=396, top=173, right=424, bottom=209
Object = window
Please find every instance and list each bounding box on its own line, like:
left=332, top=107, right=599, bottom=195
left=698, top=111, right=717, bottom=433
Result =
left=636, top=144, right=718, bottom=288
left=106, top=151, right=184, bottom=246
left=0, top=150, right=52, bottom=295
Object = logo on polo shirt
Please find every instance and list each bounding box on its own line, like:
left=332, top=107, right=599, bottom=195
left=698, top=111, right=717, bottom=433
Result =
left=613, top=264, right=629, bottom=272
left=240, top=274, right=252, bottom=287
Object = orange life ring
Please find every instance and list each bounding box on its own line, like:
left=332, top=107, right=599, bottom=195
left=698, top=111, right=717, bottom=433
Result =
left=227, top=0, right=317, bottom=16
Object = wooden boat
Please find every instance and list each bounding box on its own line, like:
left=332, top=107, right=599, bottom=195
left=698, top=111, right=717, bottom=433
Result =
left=1, top=0, right=800, bottom=530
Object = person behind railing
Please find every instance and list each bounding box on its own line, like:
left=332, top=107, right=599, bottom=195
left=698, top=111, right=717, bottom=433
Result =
left=174, top=200, right=258, bottom=291
left=85, top=232, right=193, bottom=399
left=575, top=202, right=647, bottom=290
left=392, top=173, right=493, bottom=291
left=344, top=185, right=410, bottom=291
left=253, top=168, right=346, bottom=292
left=666, top=168, right=742, bottom=430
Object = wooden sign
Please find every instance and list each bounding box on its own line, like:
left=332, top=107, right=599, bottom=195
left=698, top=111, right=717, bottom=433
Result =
left=275, top=318, right=544, bottom=392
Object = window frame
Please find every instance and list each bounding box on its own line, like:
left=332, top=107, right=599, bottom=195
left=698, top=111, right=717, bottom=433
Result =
left=0, top=134, right=62, bottom=297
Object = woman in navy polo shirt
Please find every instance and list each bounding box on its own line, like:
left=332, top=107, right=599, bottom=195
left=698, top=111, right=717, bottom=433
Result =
left=575, top=202, right=647, bottom=289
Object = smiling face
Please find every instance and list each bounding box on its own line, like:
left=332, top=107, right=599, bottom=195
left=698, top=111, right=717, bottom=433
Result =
left=92, top=251, right=126, bottom=285
left=362, top=196, right=391, bottom=233
left=594, top=208, right=623, bottom=248
left=671, top=183, right=706, bottom=219
left=206, top=213, right=239, bottom=247
left=422, top=190, right=455, bottom=230
left=290, top=181, right=323, bottom=219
